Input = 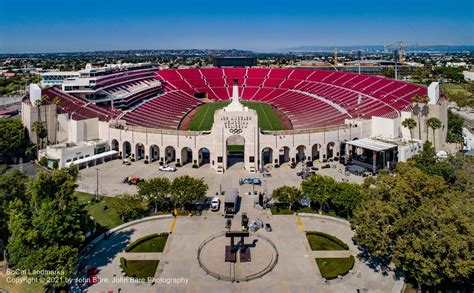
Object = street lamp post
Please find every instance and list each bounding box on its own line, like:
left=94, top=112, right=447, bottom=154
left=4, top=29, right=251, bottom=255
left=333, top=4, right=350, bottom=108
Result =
left=95, top=168, right=100, bottom=202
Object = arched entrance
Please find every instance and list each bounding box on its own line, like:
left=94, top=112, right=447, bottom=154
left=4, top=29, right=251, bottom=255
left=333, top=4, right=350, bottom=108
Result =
left=261, top=147, right=273, bottom=167
left=149, top=145, right=159, bottom=163
left=279, top=146, right=290, bottom=165
left=165, top=146, right=176, bottom=163
left=135, top=143, right=145, bottom=160
left=312, top=144, right=321, bottom=161
left=123, top=141, right=131, bottom=158
left=296, top=145, right=306, bottom=162
left=181, top=147, right=193, bottom=165
left=327, top=142, right=335, bottom=159
left=226, top=135, right=245, bottom=168
left=198, top=148, right=210, bottom=166
left=111, top=139, right=119, bottom=151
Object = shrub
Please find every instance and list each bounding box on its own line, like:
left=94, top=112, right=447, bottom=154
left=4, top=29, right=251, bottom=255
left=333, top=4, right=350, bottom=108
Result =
left=52, top=160, right=59, bottom=169
left=39, top=156, right=48, bottom=167
left=175, top=162, right=181, bottom=167
left=192, top=164, right=198, bottom=168
left=159, top=161, right=164, bottom=166
left=274, top=164, right=280, bottom=168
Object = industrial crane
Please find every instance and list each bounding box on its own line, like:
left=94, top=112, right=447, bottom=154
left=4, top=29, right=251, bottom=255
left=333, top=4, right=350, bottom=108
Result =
left=384, top=41, right=451, bottom=64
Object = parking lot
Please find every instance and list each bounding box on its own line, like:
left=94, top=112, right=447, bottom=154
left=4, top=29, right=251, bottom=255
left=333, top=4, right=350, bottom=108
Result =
left=77, top=159, right=365, bottom=198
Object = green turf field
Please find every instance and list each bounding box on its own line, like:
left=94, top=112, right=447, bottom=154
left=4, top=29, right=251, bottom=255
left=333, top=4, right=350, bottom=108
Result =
left=187, top=101, right=284, bottom=131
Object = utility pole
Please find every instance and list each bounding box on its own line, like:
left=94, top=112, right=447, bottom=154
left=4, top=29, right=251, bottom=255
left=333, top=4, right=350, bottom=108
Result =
left=393, top=50, right=399, bottom=80
left=358, top=50, right=362, bottom=74
left=95, top=168, right=100, bottom=202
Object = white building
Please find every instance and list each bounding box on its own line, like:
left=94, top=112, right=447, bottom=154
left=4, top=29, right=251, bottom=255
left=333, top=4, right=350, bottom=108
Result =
left=22, top=80, right=448, bottom=173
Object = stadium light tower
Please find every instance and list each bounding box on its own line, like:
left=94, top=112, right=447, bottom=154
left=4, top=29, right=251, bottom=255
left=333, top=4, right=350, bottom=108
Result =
left=393, top=50, right=399, bottom=80
left=358, top=50, right=362, bottom=74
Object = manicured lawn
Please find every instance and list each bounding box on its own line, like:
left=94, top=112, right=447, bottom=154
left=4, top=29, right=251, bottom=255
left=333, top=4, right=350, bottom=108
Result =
left=306, top=232, right=349, bottom=250
left=227, top=144, right=244, bottom=153
left=120, top=258, right=159, bottom=279
left=270, top=207, right=348, bottom=219
left=0, top=274, right=45, bottom=293
left=125, top=233, right=169, bottom=253
left=75, top=191, right=124, bottom=230
left=242, top=101, right=283, bottom=130
left=315, top=256, right=354, bottom=280
left=187, top=101, right=284, bottom=131
left=188, top=102, right=229, bottom=131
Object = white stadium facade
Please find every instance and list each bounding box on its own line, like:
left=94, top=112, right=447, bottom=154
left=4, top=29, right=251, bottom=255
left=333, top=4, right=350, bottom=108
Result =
left=22, top=64, right=447, bottom=173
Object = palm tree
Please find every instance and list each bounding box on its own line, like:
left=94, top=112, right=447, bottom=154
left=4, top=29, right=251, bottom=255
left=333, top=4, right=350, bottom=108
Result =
left=31, top=121, right=47, bottom=150
left=426, top=117, right=442, bottom=147
left=412, top=94, right=429, bottom=140
left=402, top=118, right=417, bottom=149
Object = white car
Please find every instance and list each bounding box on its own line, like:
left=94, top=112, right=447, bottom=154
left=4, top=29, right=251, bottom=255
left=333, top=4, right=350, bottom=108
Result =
left=159, top=165, right=177, bottom=172
left=210, top=197, right=220, bottom=211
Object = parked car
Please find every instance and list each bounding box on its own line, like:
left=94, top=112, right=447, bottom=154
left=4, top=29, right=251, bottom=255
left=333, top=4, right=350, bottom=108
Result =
left=321, top=164, right=331, bottom=169
left=265, top=223, right=272, bottom=232
left=210, top=197, right=220, bottom=211
left=122, top=158, right=131, bottom=165
left=159, top=165, right=177, bottom=172
left=249, top=218, right=264, bottom=231
left=310, top=166, right=319, bottom=171
left=122, top=176, right=144, bottom=185
left=239, top=177, right=262, bottom=186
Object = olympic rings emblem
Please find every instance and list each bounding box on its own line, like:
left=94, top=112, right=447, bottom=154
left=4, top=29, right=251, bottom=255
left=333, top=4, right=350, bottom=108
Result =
left=229, top=128, right=243, bottom=134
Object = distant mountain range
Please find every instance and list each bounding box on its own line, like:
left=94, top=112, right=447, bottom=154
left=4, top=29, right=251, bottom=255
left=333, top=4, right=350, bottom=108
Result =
left=276, top=45, right=474, bottom=53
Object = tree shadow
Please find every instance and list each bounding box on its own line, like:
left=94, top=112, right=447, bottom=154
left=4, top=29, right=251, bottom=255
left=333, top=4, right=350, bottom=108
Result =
left=355, top=247, right=404, bottom=280
left=79, top=229, right=135, bottom=271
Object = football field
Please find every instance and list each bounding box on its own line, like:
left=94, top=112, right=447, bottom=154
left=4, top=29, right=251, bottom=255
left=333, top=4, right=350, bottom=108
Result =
left=186, top=101, right=284, bottom=131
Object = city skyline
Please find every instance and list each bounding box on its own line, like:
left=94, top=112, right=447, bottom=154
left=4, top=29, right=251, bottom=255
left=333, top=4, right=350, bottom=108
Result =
left=1, top=0, right=473, bottom=53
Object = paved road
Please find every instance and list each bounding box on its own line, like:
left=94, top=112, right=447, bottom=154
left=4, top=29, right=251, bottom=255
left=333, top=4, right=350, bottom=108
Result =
left=82, top=194, right=403, bottom=293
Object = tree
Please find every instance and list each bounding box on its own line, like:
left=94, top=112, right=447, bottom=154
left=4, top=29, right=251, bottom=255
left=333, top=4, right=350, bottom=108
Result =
left=411, top=66, right=431, bottom=83
left=381, top=67, right=394, bottom=78
left=0, top=119, right=26, bottom=161
left=271, top=185, right=303, bottom=211
left=170, top=175, right=208, bottom=209
left=330, top=182, right=365, bottom=217
left=426, top=117, right=442, bottom=147
left=402, top=118, right=417, bottom=148
left=0, top=169, right=28, bottom=253
left=137, top=177, right=171, bottom=212
left=301, top=175, right=336, bottom=212
left=109, top=193, right=148, bottom=221
left=31, top=121, right=47, bottom=150
left=446, top=109, right=464, bottom=143
left=351, top=164, right=473, bottom=288
left=6, top=167, right=91, bottom=288
left=412, top=95, right=430, bottom=140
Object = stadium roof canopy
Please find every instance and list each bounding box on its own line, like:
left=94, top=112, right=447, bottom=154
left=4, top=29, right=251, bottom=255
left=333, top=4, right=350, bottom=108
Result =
left=345, top=138, right=397, bottom=152
left=65, top=150, right=118, bottom=167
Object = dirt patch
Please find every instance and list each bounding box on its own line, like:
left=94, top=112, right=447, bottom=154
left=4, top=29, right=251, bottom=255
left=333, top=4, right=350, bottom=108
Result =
left=271, top=105, right=293, bottom=130
left=179, top=106, right=200, bottom=130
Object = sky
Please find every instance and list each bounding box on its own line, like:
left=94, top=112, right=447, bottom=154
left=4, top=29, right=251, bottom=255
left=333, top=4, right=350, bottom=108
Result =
left=0, top=0, right=473, bottom=53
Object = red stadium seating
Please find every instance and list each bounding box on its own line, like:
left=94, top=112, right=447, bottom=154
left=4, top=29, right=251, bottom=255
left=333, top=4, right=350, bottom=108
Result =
left=47, top=68, right=428, bottom=130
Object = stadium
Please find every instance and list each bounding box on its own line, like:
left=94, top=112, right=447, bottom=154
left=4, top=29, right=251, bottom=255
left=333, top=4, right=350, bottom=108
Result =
left=22, top=64, right=447, bottom=173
